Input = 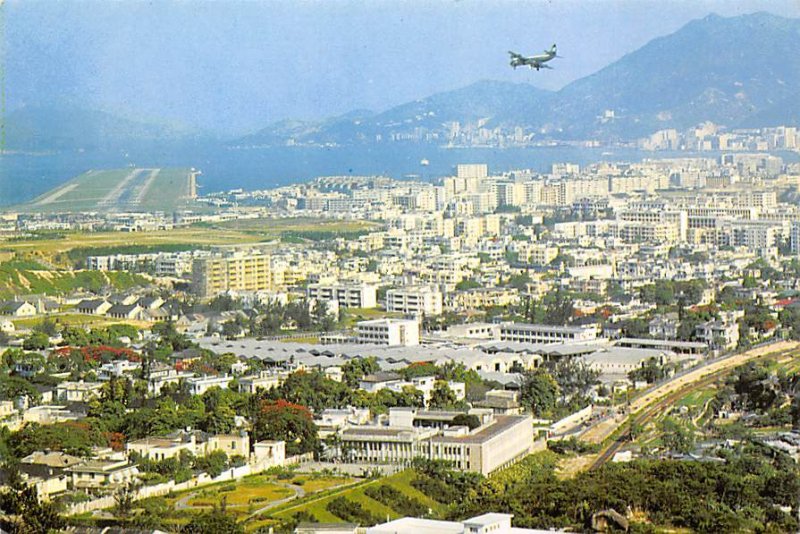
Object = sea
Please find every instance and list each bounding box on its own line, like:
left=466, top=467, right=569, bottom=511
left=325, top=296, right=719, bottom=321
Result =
left=1, top=143, right=795, bottom=207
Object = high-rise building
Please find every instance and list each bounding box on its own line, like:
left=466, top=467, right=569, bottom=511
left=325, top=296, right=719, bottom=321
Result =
left=191, top=251, right=273, bottom=298
left=456, top=163, right=488, bottom=180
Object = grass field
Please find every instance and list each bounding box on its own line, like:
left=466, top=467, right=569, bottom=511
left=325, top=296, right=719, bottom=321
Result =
left=11, top=313, right=149, bottom=330
left=16, top=168, right=196, bottom=213
left=1, top=218, right=379, bottom=263
left=126, top=472, right=358, bottom=530
left=187, top=479, right=293, bottom=509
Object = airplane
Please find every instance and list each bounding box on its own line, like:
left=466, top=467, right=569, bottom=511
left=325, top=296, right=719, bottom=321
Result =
left=509, top=44, right=560, bottom=71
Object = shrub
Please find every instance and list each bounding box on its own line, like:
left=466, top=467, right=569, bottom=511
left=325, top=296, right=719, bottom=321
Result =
left=326, top=496, right=381, bottom=525
left=410, top=475, right=457, bottom=504
left=547, top=437, right=600, bottom=455
left=365, top=485, right=427, bottom=516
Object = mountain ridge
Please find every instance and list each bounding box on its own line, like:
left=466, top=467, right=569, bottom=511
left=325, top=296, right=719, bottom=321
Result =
left=239, top=11, right=800, bottom=145
left=6, top=11, right=800, bottom=151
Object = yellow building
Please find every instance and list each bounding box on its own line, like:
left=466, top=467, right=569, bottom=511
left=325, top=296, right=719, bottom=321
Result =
left=192, top=252, right=273, bottom=298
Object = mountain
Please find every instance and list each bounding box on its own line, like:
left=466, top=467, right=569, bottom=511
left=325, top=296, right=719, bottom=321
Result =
left=239, top=12, right=800, bottom=145
left=546, top=12, right=800, bottom=138
left=238, top=80, right=553, bottom=146
left=4, top=105, right=203, bottom=152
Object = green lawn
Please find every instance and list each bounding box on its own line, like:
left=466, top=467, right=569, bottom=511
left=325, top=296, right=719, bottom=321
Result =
left=676, top=388, right=717, bottom=409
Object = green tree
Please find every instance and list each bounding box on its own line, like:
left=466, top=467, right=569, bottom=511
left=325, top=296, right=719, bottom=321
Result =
left=342, top=357, right=380, bottom=388
left=194, top=450, right=229, bottom=478
left=520, top=369, right=559, bottom=416
left=660, top=416, right=695, bottom=454
left=32, top=318, right=58, bottom=337
left=22, top=331, right=49, bottom=351
left=429, top=381, right=459, bottom=410
left=181, top=506, right=243, bottom=534
left=252, top=399, right=319, bottom=455
left=0, top=468, right=66, bottom=533
left=546, top=358, right=600, bottom=402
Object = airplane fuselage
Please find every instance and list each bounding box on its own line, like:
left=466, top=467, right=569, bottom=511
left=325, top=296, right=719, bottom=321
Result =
left=509, top=45, right=558, bottom=71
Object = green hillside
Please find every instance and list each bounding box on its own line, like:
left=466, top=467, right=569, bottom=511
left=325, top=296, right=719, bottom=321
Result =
left=0, top=259, right=149, bottom=299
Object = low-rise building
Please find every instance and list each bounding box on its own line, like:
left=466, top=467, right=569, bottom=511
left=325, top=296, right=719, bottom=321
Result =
left=55, top=381, right=104, bottom=403
left=356, top=318, right=420, bottom=346
left=695, top=319, right=740, bottom=349
left=185, top=374, right=234, bottom=396
left=67, top=458, right=139, bottom=492
left=386, top=285, right=443, bottom=316
left=0, top=300, right=37, bottom=317
left=339, top=409, right=533, bottom=476
left=499, top=322, right=597, bottom=344
left=237, top=370, right=289, bottom=394
left=306, top=282, right=378, bottom=309
left=76, top=299, right=112, bottom=315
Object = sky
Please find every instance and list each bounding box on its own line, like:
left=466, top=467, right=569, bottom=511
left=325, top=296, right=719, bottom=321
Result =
left=4, top=0, right=800, bottom=135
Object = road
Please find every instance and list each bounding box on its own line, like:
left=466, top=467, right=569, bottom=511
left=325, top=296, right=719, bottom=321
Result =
left=580, top=340, right=800, bottom=470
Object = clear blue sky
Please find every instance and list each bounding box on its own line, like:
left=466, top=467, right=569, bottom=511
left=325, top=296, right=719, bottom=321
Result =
left=4, top=0, right=800, bottom=135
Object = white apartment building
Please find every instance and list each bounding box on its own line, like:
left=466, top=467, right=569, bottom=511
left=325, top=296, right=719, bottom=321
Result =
left=356, top=318, right=420, bottom=346
left=511, top=242, right=559, bottom=266
left=237, top=370, right=289, bottom=394
left=55, top=381, right=104, bottom=403
left=386, top=285, right=443, bottom=316
left=185, top=374, right=234, bottom=396
left=306, top=282, right=378, bottom=308
left=499, top=322, right=597, bottom=344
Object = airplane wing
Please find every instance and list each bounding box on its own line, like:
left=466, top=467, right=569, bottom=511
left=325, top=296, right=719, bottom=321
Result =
left=539, top=64, right=554, bottom=70
left=508, top=51, right=522, bottom=59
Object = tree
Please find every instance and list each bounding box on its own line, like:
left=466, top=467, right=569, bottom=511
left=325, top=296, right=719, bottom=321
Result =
left=9, top=421, right=103, bottom=458
left=58, top=325, right=88, bottom=347
left=342, top=357, right=380, bottom=388
left=276, top=370, right=352, bottom=413
left=32, top=318, right=58, bottom=337
left=311, top=299, right=335, bottom=331
left=628, top=358, right=668, bottom=384
left=22, top=331, right=49, bottom=351
left=542, top=291, right=575, bottom=325
left=452, top=413, right=481, bottom=430
left=113, top=481, right=140, bottom=518
left=520, top=369, right=559, bottom=416
left=0, top=376, right=41, bottom=404
left=253, top=399, right=319, bottom=455
left=202, top=403, right=236, bottom=435
left=660, top=416, right=695, bottom=454
left=181, top=506, right=243, bottom=534
left=429, top=381, right=459, bottom=410
left=546, top=358, right=600, bottom=402
left=194, top=450, right=229, bottom=478
left=0, top=468, right=66, bottom=533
